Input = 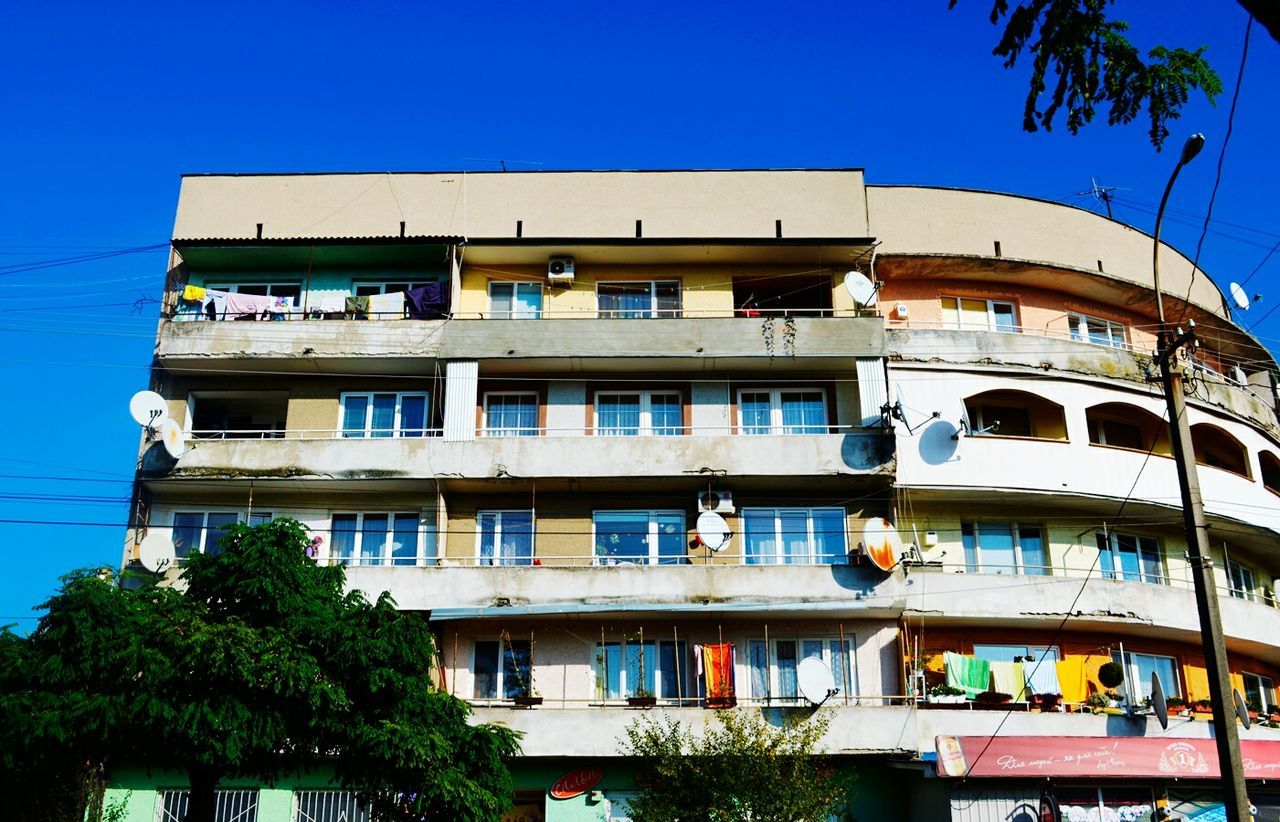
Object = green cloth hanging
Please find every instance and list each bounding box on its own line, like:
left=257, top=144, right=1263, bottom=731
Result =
left=944, top=652, right=991, bottom=698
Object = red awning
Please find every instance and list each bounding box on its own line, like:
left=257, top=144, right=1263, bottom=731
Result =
left=935, top=736, right=1280, bottom=780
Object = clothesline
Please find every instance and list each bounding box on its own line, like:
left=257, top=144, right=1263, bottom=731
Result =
left=174, top=283, right=448, bottom=321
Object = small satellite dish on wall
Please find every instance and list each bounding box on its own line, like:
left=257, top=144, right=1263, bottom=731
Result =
left=137, top=532, right=176, bottom=573
left=843, top=270, right=878, bottom=308
left=696, top=510, right=731, bottom=552
left=1235, top=688, right=1252, bottom=730
left=160, top=419, right=188, bottom=459
left=860, top=518, right=904, bottom=572
left=797, top=656, right=838, bottom=706
left=1151, top=672, right=1169, bottom=730
left=129, top=390, right=168, bottom=429
left=1229, top=282, right=1251, bottom=311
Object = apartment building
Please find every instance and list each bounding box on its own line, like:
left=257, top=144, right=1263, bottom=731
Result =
left=113, top=169, right=1280, bottom=821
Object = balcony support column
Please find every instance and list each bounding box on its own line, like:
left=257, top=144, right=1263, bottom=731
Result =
left=443, top=360, right=478, bottom=442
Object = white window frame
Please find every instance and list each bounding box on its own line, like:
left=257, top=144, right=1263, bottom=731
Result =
left=593, top=390, right=683, bottom=436
left=1069, top=312, right=1129, bottom=349
left=1244, top=672, right=1277, bottom=713
left=940, top=295, right=1018, bottom=332
left=747, top=636, right=857, bottom=704
left=970, top=644, right=1060, bottom=663
left=595, top=280, right=681, bottom=318
left=1112, top=650, right=1182, bottom=700
left=475, top=510, right=536, bottom=566
left=471, top=637, right=532, bottom=702
left=592, top=510, right=687, bottom=566
left=960, top=521, right=1049, bottom=575
left=487, top=281, right=544, bottom=319
left=293, top=790, right=371, bottom=822
left=353, top=280, right=435, bottom=296
left=481, top=391, right=540, bottom=436
left=740, top=507, right=848, bottom=565
left=593, top=639, right=692, bottom=702
left=1227, top=557, right=1257, bottom=601
left=735, top=387, right=829, bottom=435
left=1097, top=531, right=1166, bottom=585
left=171, top=510, right=273, bottom=558
left=157, top=789, right=260, bottom=822
left=338, top=391, right=431, bottom=438
left=329, top=511, right=428, bottom=567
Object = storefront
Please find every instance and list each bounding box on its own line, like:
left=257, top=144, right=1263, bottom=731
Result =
left=935, top=736, right=1280, bottom=821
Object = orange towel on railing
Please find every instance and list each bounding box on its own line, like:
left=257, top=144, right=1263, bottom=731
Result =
left=1056, top=658, right=1088, bottom=704
left=698, top=643, right=737, bottom=708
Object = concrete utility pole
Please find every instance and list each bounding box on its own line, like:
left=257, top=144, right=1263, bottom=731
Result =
left=1152, top=132, right=1251, bottom=822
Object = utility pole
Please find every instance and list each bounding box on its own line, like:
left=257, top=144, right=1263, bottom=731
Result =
left=1152, top=133, right=1250, bottom=822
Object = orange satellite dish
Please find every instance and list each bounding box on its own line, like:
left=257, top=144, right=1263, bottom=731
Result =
left=861, top=517, right=903, bottom=572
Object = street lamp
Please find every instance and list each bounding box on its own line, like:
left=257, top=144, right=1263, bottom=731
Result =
left=1151, top=133, right=1251, bottom=822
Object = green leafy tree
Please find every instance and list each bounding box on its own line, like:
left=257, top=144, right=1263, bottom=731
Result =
left=621, top=709, right=855, bottom=822
left=0, top=519, right=519, bottom=822
left=952, top=0, right=1226, bottom=149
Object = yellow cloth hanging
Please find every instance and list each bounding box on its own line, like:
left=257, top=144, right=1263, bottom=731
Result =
left=990, top=661, right=1027, bottom=700
left=183, top=284, right=206, bottom=301
left=1056, top=658, right=1088, bottom=704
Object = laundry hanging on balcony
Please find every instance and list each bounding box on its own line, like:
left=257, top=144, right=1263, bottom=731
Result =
left=696, top=642, right=737, bottom=708
left=1023, top=658, right=1062, bottom=698
left=943, top=652, right=990, bottom=698
left=182, top=284, right=206, bottom=301
left=1055, top=657, right=1088, bottom=703
left=225, top=291, right=275, bottom=318
left=344, top=295, right=371, bottom=319
left=406, top=283, right=448, bottom=319
left=368, top=290, right=406, bottom=318
left=989, top=660, right=1028, bottom=700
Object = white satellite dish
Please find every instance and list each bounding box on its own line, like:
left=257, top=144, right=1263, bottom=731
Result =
left=160, top=419, right=188, bottom=459
left=137, top=532, right=176, bottom=573
left=797, top=656, right=838, bottom=706
left=1228, top=280, right=1249, bottom=308
left=1229, top=282, right=1251, bottom=311
left=696, top=510, right=731, bottom=552
left=129, top=390, right=168, bottom=429
left=843, top=270, right=878, bottom=308
left=861, top=517, right=904, bottom=573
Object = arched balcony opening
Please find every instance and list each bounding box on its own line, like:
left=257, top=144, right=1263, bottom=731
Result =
left=963, top=390, right=1068, bottom=440
left=1190, top=423, right=1251, bottom=479
left=1260, top=451, right=1280, bottom=496
left=1085, top=403, right=1171, bottom=456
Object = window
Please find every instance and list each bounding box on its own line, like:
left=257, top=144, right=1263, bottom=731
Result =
left=206, top=282, right=301, bottom=303
left=940, top=296, right=1017, bottom=333
left=1111, top=651, right=1181, bottom=700
left=189, top=393, right=287, bottom=440
left=597, top=281, right=680, bottom=318
left=594, top=391, right=682, bottom=436
left=1261, top=452, right=1280, bottom=496
left=158, top=790, right=259, bottom=822
left=473, top=638, right=531, bottom=699
left=963, top=390, right=1067, bottom=440
left=294, top=791, right=371, bottom=822
left=1096, top=531, right=1165, bottom=585
left=330, top=512, right=425, bottom=567
left=741, top=508, right=847, bottom=565
left=961, top=522, right=1048, bottom=575
left=748, top=637, right=855, bottom=704
left=1057, top=787, right=1155, bottom=822
left=1190, top=423, right=1251, bottom=477
left=1227, top=557, right=1257, bottom=601
left=1085, top=403, right=1168, bottom=454
left=595, top=640, right=691, bottom=702
left=1244, top=672, right=1276, bottom=713
left=1069, top=313, right=1128, bottom=348
left=971, top=644, right=1059, bottom=663
left=488, top=281, right=543, bottom=319
left=353, top=280, right=435, bottom=296
left=340, top=392, right=430, bottom=438
left=172, top=511, right=272, bottom=558
left=477, top=511, right=534, bottom=566
left=737, top=388, right=828, bottom=435
left=593, top=511, right=686, bottom=565
left=482, top=392, right=539, bottom=437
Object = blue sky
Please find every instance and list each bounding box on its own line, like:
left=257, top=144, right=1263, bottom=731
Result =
left=0, top=0, right=1275, bottom=626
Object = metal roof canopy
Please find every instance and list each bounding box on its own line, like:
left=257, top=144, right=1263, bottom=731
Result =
left=173, top=239, right=456, bottom=270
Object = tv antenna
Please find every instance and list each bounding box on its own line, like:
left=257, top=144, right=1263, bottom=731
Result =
left=460, top=157, right=545, bottom=172
left=1077, top=178, right=1127, bottom=220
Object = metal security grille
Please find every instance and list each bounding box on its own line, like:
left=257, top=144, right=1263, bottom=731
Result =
left=156, top=790, right=259, bottom=822
left=294, top=791, right=371, bottom=822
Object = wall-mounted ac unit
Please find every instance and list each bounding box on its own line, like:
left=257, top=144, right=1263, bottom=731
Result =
left=547, top=256, right=575, bottom=285
left=697, top=490, right=735, bottom=514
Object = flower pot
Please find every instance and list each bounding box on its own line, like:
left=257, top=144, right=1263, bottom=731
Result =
left=627, top=696, right=658, bottom=708
left=512, top=695, right=543, bottom=707
left=927, top=694, right=966, bottom=705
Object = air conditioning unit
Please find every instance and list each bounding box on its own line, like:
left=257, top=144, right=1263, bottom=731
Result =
left=547, top=256, right=575, bottom=285
left=697, top=490, right=735, bottom=514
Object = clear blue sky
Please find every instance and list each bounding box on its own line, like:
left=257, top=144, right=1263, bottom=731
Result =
left=0, top=0, right=1275, bottom=627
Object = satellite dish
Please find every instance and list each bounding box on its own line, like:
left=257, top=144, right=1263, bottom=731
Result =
left=160, top=419, right=188, bottom=459
left=797, top=656, right=837, bottom=706
left=1151, top=672, right=1169, bottom=730
left=1230, top=282, right=1250, bottom=310
left=137, top=532, right=176, bottom=573
left=861, top=517, right=904, bottom=572
left=843, top=270, right=878, bottom=308
left=1235, top=688, right=1252, bottom=730
left=129, top=390, right=168, bottom=429
left=696, top=511, right=731, bottom=552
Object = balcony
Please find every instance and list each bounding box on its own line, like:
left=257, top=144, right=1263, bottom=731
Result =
left=144, top=428, right=893, bottom=484
left=156, top=314, right=886, bottom=372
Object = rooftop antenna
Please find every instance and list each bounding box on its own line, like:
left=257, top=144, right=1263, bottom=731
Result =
left=1076, top=177, right=1127, bottom=220
left=460, top=158, right=545, bottom=172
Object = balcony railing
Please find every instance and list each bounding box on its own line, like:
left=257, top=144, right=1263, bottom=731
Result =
left=184, top=424, right=867, bottom=440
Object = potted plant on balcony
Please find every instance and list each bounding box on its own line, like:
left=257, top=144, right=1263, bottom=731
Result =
left=1247, top=698, right=1263, bottom=722
left=507, top=630, right=542, bottom=708
left=1034, top=692, right=1064, bottom=712
left=974, top=691, right=1013, bottom=709
left=1192, top=699, right=1214, bottom=717
left=1081, top=692, right=1111, bottom=714
left=1098, top=661, right=1125, bottom=691
left=927, top=685, right=967, bottom=705
left=1165, top=696, right=1189, bottom=717
left=626, top=627, right=657, bottom=707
